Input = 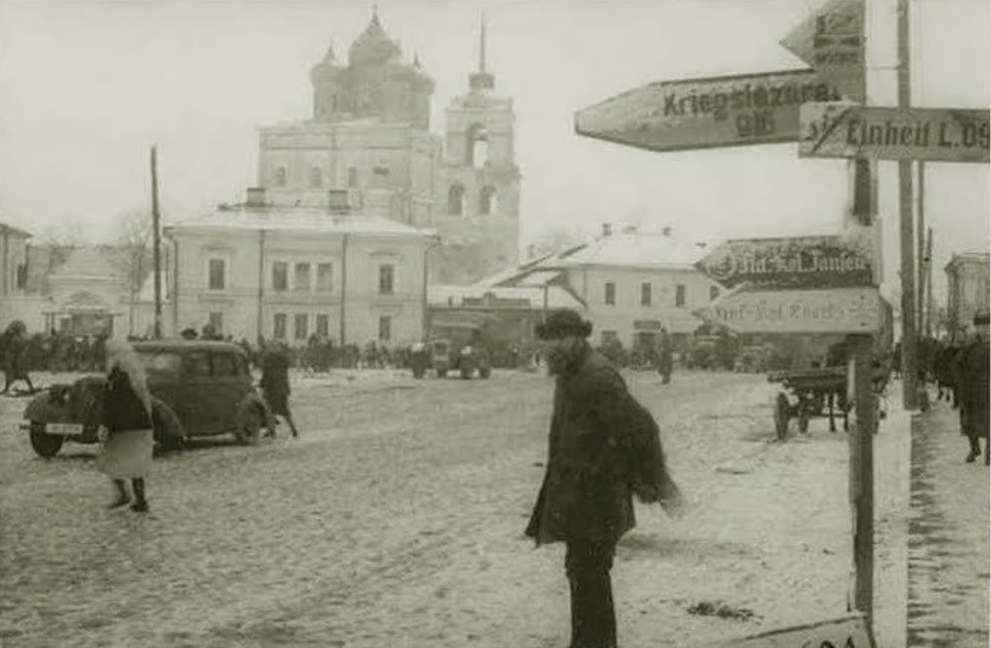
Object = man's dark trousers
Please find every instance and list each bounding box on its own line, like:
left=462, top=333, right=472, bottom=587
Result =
left=565, top=540, right=617, bottom=648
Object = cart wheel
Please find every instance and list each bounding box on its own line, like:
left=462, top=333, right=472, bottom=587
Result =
left=774, top=393, right=790, bottom=441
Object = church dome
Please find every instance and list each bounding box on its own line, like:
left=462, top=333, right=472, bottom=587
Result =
left=348, top=12, right=401, bottom=65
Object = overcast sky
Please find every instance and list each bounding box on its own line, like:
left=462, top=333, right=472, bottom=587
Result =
left=1, top=0, right=988, bottom=298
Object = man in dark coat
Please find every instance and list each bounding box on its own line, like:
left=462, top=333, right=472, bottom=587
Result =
left=260, top=341, right=299, bottom=438
left=657, top=327, right=674, bottom=384
left=957, top=314, right=990, bottom=464
left=526, top=309, right=683, bottom=648
left=1, top=321, right=35, bottom=395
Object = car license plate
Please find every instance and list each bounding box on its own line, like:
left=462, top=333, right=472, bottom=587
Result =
left=45, top=423, right=83, bottom=435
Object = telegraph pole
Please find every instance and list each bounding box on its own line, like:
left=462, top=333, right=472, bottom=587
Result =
left=898, top=0, right=918, bottom=408
left=151, top=146, right=163, bottom=340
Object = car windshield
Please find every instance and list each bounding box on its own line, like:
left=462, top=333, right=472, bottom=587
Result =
left=137, top=351, right=182, bottom=376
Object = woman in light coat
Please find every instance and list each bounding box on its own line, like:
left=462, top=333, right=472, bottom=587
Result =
left=96, top=338, right=154, bottom=512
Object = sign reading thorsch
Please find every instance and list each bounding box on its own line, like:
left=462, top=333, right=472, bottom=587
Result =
left=695, top=235, right=874, bottom=290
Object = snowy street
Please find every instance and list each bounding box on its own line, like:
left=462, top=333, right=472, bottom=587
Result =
left=0, top=368, right=908, bottom=648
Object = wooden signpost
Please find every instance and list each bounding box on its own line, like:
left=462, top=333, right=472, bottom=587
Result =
left=800, top=103, right=991, bottom=163
left=574, top=69, right=844, bottom=152
left=694, top=235, right=874, bottom=290
left=694, top=285, right=882, bottom=335
left=574, top=0, right=882, bottom=643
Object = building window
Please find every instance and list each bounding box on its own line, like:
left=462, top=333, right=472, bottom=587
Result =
left=208, top=312, right=224, bottom=335
left=294, top=262, right=311, bottom=293
left=316, top=263, right=334, bottom=292
left=316, top=314, right=330, bottom=338
left=273, top=313, right=287, bottom=340
left=448, top=184, right=464, bottom=215
left=378, top=265, right=395, bottom=295
left=273, top=166, right=287, bottom=187
left=208, top=259, right=225, bottom=290
left=348, top=166, right=359, bottom=188
left=601, top=330, right=619, bottom=346
left=379, top=315, right=392, bottom=342
left=480, top=186, right=497, bottom=215
left=16, top=264, right=27, bottom=290
left=604, top=282, right=616, bottom=306
left=641, top=282, right=652, bottom=306
left=310, top=166, right=323, bottom=189
left=272, top=262, right=288, bottom=292
left=709, top=285, right=720, bottom=301
left=294, top=314, right=308, bottom=340
left=676, top=284, right=686, bottom=307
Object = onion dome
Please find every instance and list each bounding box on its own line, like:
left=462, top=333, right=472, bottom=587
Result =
left=311, top=41, right=343, bottom=82
left=349, top=10, right=401, bottom=65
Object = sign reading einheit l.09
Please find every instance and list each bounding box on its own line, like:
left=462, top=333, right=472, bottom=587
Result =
left=800, top=103, right=991, bottom=163
left=575, top=69, right=843, bottom=153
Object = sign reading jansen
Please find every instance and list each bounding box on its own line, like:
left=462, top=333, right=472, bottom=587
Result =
left=575, top=69, right=843, bottom=153
left=696, top=235, right=874, bottom=290
left=800, top=103, right=991, bottom=163
left=695, top=286, right=882, bottom=335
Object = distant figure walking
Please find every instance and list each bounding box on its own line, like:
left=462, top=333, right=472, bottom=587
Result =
left=260, top=341, right=299, bottom=438
left=957, top=314, right=989, bottom=465
left=96, top=338, right=153, bottom=512
left=1, top=321, right=35, bottom=395
left=657, top=327, right=674, bottom=384
left=526, top=309, right=684, bottom=648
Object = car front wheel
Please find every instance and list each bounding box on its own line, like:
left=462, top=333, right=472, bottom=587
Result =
left=235, top=408, right=262, bottom=445
left=29, top=424, right=64, bottom=458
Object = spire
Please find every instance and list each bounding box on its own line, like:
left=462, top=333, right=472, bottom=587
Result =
left=413, top=51, right=422, bottom=69
left=469, top=13, right=495, bottom=91
left=479, top=13, right=487, bottom=74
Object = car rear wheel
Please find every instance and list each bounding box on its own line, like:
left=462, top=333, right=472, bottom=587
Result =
left=235, top=407, right=262, bottom=445
left=29, top=424, right=63, bottom=458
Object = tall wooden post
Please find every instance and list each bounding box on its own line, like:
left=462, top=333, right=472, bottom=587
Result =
left=847, top=332, right=876, bottom=627
left=897, top=0, right=918, bottom=408
left=150, top=146, right=163, bottom=340
left=916, top=161, right=926, bottom=335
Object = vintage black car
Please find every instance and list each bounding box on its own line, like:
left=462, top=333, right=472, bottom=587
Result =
left=20, top=340, right=275, bottom=458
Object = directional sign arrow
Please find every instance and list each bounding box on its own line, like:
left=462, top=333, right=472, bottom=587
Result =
left=695, top=235, right=875, bottom=291
left=800, top=102, right=991, bottom=163
left=780, top=0, right=865, bottom=102
left=693, top=286, right=882, bottom=334
left=575, top=69, right=843, bottom=153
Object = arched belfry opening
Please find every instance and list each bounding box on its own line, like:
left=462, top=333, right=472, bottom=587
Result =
left=448, top=183, right=465, bottom=215
left=466, top=123, right=489, bottom=167
left=480, top=186, right=497, bottom=215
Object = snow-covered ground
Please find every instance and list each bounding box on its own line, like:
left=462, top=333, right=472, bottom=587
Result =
left=0, top=368, right=913, bottom=648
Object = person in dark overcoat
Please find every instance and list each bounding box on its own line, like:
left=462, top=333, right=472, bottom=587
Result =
left=260, top=341, right=299, bottom=438
left=957, top=314, right=990, bottom=464
left=657, top=327, right=674, bottom=384
left=97, top=338, right=154, bottom=512
left=1, top=321, right=35, bottom=395
left=525, top=309, right=683, bottom=648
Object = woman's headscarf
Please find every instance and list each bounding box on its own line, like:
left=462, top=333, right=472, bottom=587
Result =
left=105, top=337, right=151, bottom=411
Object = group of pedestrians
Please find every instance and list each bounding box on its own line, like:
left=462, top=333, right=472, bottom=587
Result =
left=942, top=314, right=989, bottom=465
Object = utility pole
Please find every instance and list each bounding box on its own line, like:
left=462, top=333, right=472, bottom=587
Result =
left=925, top=228, right=934, bottom=338
left=898, top=0, right=918, bottom=408
left=151, top=146, right=163, bottom=340
left=916, top=161, right=926, bottom=336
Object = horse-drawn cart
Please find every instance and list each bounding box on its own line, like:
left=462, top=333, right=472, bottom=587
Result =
left=767, top=365, right=890, bottom=440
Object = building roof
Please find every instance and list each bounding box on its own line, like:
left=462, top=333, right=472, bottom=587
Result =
left=0, top=222, right=33, bottom=238
left=945, top=251, right=990, bottom=272
left=51, top=247, right=118, bottom=279
left=428, top=284, right=585, bottom=311
left=551, top=231, right=705, bottom=269
left=167, top=206, right=436, bottom=239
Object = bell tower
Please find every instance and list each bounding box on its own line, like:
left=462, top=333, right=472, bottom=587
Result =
left=437, top=16, right=521, bottom=283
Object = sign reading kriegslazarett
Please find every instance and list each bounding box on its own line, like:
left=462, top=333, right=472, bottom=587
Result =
left=575, top=69, right=843, bottom=152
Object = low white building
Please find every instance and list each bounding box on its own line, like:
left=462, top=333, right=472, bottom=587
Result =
left=164, top=201, right=437, bottom=347
left=486, top=225, right=721, bottom=350
left=945, top=251, right=990, bottom=334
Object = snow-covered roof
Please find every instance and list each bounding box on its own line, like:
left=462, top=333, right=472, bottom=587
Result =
left=167, top=206, right=435, bottom=239
left=428, top=284, right=584, bottom=310
left=552, top=231, right=704, bottom=268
